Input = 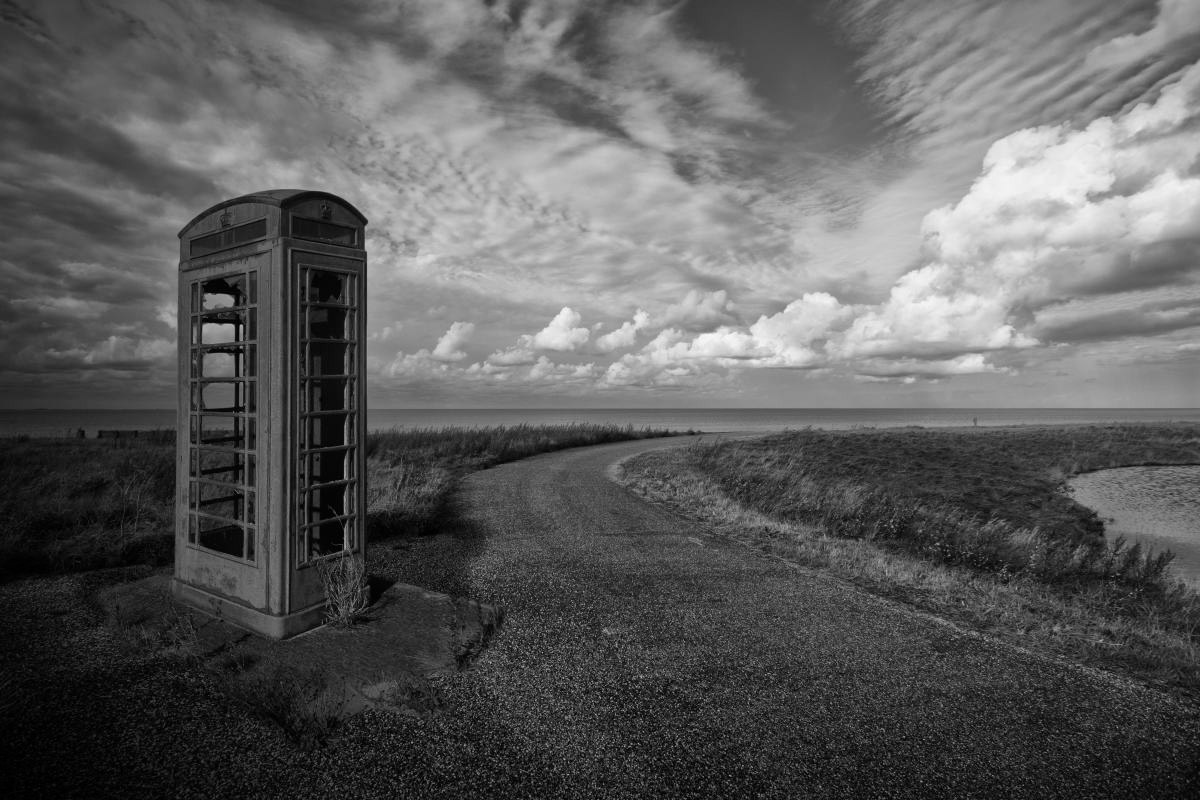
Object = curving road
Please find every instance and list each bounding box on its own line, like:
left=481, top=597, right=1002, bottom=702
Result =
left=384, top=436, right=1200, bottom=798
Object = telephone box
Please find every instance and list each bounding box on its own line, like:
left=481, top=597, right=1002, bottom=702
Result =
left=172, top=190, right=368, bottom=638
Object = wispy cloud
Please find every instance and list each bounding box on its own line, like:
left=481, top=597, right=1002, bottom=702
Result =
left=1, top=0, right=1197, bottom=407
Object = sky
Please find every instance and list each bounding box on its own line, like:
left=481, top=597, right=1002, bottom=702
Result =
left=1, top=0, right=1199, bottom=409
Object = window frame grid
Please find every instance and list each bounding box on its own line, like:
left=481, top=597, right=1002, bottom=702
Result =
left=296, top=265, right=359, bottom=565
left=186, top=270, right=258, bottom=563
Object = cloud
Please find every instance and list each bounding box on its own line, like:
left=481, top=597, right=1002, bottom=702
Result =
left=487, top=346, right=537, bottom=366
left=1088, top=0, right=1200, bottom=69
left=431, top=321, right=475, bottom=362
left=4, top=0, right=1200, bottom=407
left=656, top=289, right=739, bottom=332
left=1033, top=289, right=1200, bottom=344
left=529, top=306, right=590, bottom=351
left=854, top=354, right=1007, bottom=383
left=485, top=306, right=590, bottom=366
left=832, top=58, right=1200, bottom=364
left=594, top=309, right=650, bottom=353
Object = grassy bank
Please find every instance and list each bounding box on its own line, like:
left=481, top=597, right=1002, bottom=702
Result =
left=0, top=423, right=680, bottom=579
left=617, top=424, right=1200, bottom=695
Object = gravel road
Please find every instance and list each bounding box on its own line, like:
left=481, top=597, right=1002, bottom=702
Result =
left=5, top=436, right=1200, bottom=798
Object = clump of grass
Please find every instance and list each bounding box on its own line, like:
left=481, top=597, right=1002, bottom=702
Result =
left=316, top=551, right=369, bottom=627
left=618, top=424, right=1200, bottom=695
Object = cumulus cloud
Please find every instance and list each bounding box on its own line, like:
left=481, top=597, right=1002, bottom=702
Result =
left=486, top=306, right=590, bottom=366
left=832, top=59, right=1200, bottom=365
left=529, top=307, right=590, bottom=351
left=657, top=289, right=739, bottom=332
left=431, top=321, right=475, bottom=362
left=594, top=309, right=650, bottom=352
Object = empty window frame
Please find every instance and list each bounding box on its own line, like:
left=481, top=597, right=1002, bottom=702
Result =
left=297, top=266, right=358, bottom=562
left=187, top=272, right=257, bottom=561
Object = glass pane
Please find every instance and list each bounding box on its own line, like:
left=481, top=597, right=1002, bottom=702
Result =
left=187, top=514, right=198, bottom=543
left=248, top=271, right=257, bottom=304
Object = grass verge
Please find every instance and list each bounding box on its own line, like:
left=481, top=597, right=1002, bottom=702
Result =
left=617, top=424, right=1200, bottom=697
left=0, top=423, right=683, bottom=579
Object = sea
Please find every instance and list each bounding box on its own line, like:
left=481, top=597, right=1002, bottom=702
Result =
left=2, top=407, right=1200, bottom=439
